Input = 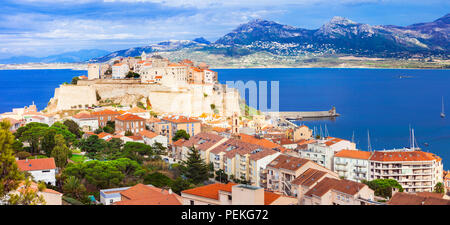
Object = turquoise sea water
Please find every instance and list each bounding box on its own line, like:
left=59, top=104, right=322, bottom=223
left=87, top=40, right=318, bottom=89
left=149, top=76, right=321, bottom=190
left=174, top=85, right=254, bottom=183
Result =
left=0, top=68, right=449, bottom=169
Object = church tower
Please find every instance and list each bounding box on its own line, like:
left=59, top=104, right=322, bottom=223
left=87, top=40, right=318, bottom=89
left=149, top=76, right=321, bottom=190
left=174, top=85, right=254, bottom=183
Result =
left=231, top=112, right=240, bottom=135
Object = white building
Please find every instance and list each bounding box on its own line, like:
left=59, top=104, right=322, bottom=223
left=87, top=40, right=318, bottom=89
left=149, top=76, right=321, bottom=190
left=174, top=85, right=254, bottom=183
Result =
left=88, top=64, right=100, bottom=80
left=112, top=63, right=129, bottom=79
left=16, top=158, right=57, bottom=186
left=138, top=130, right=168, bottom=148
left=72, top=113, right=99, bottom=132
left=294, top=137, right=356, bottom=170
left=333, top=149, right=371, bottom=182
left=203, top=69, right=217, bottom=84
left=369, top=149, right=444, bottom=193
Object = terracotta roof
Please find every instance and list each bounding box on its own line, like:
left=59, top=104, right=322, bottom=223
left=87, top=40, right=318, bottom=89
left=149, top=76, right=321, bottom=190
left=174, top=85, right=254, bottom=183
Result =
left=182, top=183, right=236, bottom=200
left=97, top=132, right=112, bottom=139
left=173, top=138, right=186, bottom=147
left=291, top=168, right=327, bottom=187
left=212, top=127, right=229, bottom=133
left=267, top=154, right=310, bottom=172
left=73, top=113, right=95, bottom=119
left=126, top=136, right=143, bottom=141
left=264, top=191, right=281, bottom=205
left=324, top=137, right=345, bottom=146
left=116, top=114, right=145, bottom=121
left=182, top=183, right=282, bottom=205
left=335, top=149, right=371, bottom=160
left=17, top=158, right=56, bottom=171
left=138, top=130, right=158, bottom=139
left=162, top=115, right=200, bottom=124
left=181, top=132, right=226, bottom=152
left=115, top=184, right=182, bottom=205
left=209, top=138, right=276, bottom=160
left=17, top=181, right=62, bottom=195
left=239, top=134, right=284, bottom=151
left=369, top=150, right=441, bottom=162
left=388, top=192, right=450, bottom=205
left=91, top=109, right=121, bottom=116
left=304, top=177, right=366, bottom=198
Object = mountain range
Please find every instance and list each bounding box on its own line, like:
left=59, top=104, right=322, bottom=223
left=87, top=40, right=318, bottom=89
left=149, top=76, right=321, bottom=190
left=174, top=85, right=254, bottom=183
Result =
left=0, top=49, right=110, bottom=64
left=92, top=13, right=449, bottom=63
left=2, top=14, right=448, bottom=64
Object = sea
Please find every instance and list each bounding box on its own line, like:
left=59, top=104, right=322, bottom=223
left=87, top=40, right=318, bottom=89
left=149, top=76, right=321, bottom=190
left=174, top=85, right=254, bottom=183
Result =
left=1, top=68, right=449, bottom=169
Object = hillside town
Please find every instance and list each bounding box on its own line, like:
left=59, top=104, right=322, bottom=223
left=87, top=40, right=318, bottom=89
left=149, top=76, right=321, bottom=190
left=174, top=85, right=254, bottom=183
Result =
left=1, top=55, right=449, bottom=206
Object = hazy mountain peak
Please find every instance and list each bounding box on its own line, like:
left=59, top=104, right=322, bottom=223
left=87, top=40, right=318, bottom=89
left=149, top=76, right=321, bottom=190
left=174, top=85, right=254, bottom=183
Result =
left=329, top=16, right=356, bottom=25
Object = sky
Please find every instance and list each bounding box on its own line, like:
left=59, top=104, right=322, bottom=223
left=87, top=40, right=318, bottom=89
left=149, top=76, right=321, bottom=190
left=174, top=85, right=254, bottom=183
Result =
left=0, top=0, right=448, bottom=59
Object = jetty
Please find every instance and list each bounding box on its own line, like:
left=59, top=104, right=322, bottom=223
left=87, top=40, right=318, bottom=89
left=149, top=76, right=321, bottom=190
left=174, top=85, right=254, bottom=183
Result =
left=264, top=107, right=340, bottom=121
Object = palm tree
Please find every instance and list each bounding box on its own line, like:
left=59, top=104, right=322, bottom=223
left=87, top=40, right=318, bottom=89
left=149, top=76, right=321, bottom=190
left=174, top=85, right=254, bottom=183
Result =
left=62, top=176, right=86, bottom=199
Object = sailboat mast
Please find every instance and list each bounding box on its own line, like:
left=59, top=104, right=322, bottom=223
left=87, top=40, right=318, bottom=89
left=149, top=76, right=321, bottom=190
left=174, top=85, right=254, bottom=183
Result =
left=367, top=130, right=372, bottom=152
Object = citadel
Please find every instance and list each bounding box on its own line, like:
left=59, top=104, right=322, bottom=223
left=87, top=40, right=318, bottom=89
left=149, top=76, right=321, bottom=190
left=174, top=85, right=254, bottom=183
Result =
left=46, top=52, right=241, bottom=117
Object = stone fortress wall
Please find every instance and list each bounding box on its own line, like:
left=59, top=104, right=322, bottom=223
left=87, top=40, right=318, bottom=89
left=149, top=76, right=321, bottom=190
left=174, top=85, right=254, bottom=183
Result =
left=46, top=79, right=241, bottom=117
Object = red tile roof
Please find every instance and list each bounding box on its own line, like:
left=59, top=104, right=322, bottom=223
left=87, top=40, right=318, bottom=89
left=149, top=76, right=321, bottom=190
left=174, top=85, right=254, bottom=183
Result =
left=291, top=168, right=327, bottom=187
left=182, top=182, right=236, bottom=200
left=304, top=177, right=366, bottom=198
left=267, top=154, right=310, bottom=172
left=388, top=192, right=450, bottom=205
left=73, top=113, right=95, bottom=119
left=138, top=130, right=158, bottom=139
left=239, top=134, right=283, bottom=150
left=91, top=109, right=121, bottom=116
left=17, top=158, right=56, bottom=171
left=181, top=132, right=225, bottom=152
left=115, top=183, right=182, bottom=205
left=116, top=114, right=145, bottom=121
left=162, top=115, right=200, bottom=124
left=369, top=150, right=441, bottom=162
left=335, top=149, right=371, bottom=160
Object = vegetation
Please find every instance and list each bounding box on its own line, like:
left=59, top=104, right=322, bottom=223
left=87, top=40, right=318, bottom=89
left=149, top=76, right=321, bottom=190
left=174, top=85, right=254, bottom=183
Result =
left=172, top=129, right=190, bottom=142
left=362, top=179, right=404, bottom=199
left=51, top=134, right=71, bottom=169
left=181, top=147, right=210, bottom=184
left=71, top=76, right=80, bottom=85
left=215, top=169, right=229, bottom=183
left=126, top=71, right=140, bottom=79
left=434, top=182, right=445, bottom=194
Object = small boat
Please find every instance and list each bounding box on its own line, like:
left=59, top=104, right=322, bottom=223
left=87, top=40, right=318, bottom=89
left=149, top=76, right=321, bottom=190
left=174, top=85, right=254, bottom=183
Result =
left=441, top=96, right=446, bottom=118
left=399, top=75, right=413, bottom=79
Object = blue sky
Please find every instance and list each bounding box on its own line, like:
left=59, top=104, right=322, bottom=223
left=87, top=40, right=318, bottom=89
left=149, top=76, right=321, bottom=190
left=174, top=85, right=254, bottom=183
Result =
left=0, top=0, right=448, bottom=59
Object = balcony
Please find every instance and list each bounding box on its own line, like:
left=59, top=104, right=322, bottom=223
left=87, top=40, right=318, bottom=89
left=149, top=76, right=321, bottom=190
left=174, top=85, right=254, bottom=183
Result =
left=335, top=161, right=348, bottom=166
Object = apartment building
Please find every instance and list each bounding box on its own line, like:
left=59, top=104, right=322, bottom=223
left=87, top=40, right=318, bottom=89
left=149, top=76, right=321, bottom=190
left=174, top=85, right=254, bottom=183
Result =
left=181, top=183, right=297, bottom=205
left=91, top=109, right=122, bottom=127
left=302, top=177, right=375, bottom=205
left=115, top=114, right=146, bottom=134
left=208, top=138, right=280, bottom=186
left=161, top=116, right=201, bottom=144
left=293, top=137, right=356, bottom=170
left=333, top=149, right=371, bottom=182
left=112, top=63, right=129, bottom=79
left=369, top=150, right=444, bottom=193
left=264, top=154, right=336, bottom=196
left=173, top=132, right=227, bottom=162
left=291, top=168, right=339, bottom=204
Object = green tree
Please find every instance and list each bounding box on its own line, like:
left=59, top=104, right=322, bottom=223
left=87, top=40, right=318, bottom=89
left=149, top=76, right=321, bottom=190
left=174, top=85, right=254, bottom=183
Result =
left=78, top=135, right=106, bottom=153
left=51, top=134, right=70, bottom=169
left=434, top=182, right=445, bottom=194
left=102, top=125, right=114, bottom=134
left=181, top=147, right=209, bottom=184
left=11, top=140, right=23, bottom=153
left=122, top=142, right=154, bottom=163
left=152, top=142, right=167, bottom=156
left=362, top=179, right=404, bottom=199
left=144, top=172, right=172, bottom=188
left=63, top=119, right=82, bottom=138
left=125, top=71, right=140, bottom=79
left=7, top=179, right=46, bottom=205
left=215, top=169, right=229, bottom=183
left=0, top=121, right=25, bottom=201
left=172, top=129, right=190, bottom=142
left=71, top=76, right=80, bottom=85
left=42, top=129, right=56, bottom=156
left=170, top=177, right=192, bottom=195
left=62, top=176, right=87, bottom=200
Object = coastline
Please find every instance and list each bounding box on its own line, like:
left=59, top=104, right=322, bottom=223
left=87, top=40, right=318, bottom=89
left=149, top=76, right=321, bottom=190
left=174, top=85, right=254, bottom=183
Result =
left=1, top=63, right=448, bottom=70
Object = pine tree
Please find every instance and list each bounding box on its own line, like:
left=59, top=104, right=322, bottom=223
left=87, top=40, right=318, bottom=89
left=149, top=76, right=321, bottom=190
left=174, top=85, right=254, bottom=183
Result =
left=182, top=146, right=209, bottom=184
left=0, top=121, right=25, bottom=201
left=51, top=134, right=70, bottom=169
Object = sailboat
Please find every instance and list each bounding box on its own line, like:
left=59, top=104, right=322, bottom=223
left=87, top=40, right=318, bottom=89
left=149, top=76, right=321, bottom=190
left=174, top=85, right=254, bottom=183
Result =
left=441, top=96, right=446, bottom=118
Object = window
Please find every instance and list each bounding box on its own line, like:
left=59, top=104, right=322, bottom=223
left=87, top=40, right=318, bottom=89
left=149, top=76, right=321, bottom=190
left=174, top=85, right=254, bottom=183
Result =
left=190, top=200, right=194, bottom=205
left=42, top=170, right=50, bottom=173
left=110, top=199, right=114, bottom=204
left=228, top=195, right=232, bottom=201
